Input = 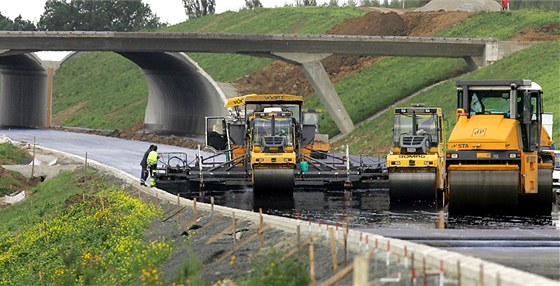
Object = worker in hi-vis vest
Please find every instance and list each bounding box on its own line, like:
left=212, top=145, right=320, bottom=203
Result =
left=146, top=145, right=159, bottom=187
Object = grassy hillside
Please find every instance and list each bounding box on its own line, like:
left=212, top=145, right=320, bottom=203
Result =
left=337, top=40, right=560, bottom=153
left=52, top=8, right=559, bottom=137
left=0, top=171, right=170, bottom=285
left=53, top=52, right=148, bottom=130
left=308, top=10, right=560, bottom=137
left=165, top=7, right=366, bottom=82
left=52, top=7, right=366, bottom=130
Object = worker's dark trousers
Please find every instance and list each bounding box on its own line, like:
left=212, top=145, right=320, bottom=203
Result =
left=141, top=165, right=149, bottom=182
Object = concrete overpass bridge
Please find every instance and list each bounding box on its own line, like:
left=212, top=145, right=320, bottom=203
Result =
left=0, top=31, right=524, bottom=135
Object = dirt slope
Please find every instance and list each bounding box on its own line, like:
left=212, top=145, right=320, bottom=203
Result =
left=232, top=11, right=473, bottom=96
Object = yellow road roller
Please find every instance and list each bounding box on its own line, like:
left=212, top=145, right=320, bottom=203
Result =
left=446, top=80, right=555, bottom=215
left=221, top=94, right=303, bottom=194
left=387, top=105, right=446, bottom=203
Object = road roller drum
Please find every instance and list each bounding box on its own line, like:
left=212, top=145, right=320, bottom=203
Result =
left=253, top=168, right=294, bottom=195
left=389, top=170, right=436, bottom=202
left=519, top=168, right=553, bottom=215
left=448, top=170, right=520, bottom=215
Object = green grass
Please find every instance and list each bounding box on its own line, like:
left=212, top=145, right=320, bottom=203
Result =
left=0, top=143, right=33, bottom=196
left=305, top=57, right=469, bottom=136
left=53, top=52, right=148, bottom=130
left=0, top=170, right=28, bottom=197
left=52, top=8, right=559, bottom=136
left=438, top=10, right=560, bottom=39
left=0, top=171, right=171, bottom=285
left=0, top=143, right=31, bottom=165
left=310, top=10, right=560, bottom=136
left=337, top=41, right=560, bottom=154
left=169, top=6, right=366, bottom=82
left=53, top=7, right=366, bottom=129
left=236, top=250, right=309, bottom=286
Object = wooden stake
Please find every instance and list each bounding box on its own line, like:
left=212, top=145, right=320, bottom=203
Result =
left=353, top=255, right=368, bottom=286
left=344, top=227, right=348, bottom=267
left=232, top=212, right=237, bottom=245
left=193, top=198, right=197, bottom=224
left=210, top=196, right=215, bottom=215
left=31, top=137, right=36, bottom=178
left=282, top=234, right=317, bottom=261
left=206, top=219, right=238, bottom=245
left=310, top=243, right=315, bottom=285
left=216, top=226, right=269, bottom=263
left=177, top=193, right=180, bottom=207
left=259, top=208, right=264, bottom=248
left=317, top=263, right=354, bottom=286
left=329, top=227, right=338, bottom=273
left=84, top=152, right=88, bottom=178
left=457, top=260, right=462, bottom=286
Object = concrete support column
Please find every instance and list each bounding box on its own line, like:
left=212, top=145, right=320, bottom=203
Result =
left=464, top=41, right=499, bottom=71
left=463, top=56, right=483, bottom=71
left=272, top=52, right=355, bottom=135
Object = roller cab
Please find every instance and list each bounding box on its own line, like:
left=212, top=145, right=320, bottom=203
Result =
left=301, top=109, right=330, bottom=159
left=447, top=80, right=554, bottom=215
left=249, top=110, right=297, bottom=194
left=387, top=105, right=446, bottom=203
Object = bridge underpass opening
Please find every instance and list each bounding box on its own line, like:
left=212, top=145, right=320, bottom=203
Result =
left=0, top=54, right=48, bottom=128
left=0, top=51, right=228, bottom=134
left=118, top=52, right=227, bottom=135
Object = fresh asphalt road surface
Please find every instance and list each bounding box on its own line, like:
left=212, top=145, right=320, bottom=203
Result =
left=1, top=129, right=213, bottom=181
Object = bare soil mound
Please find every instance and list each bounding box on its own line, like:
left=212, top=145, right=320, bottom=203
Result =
left=0, top=166, right=40, bottom=197
left=402, top=11, right=472, bottom=36
left=511, top=23, right=560, bottom=41
left=232, top=10, right=473, bottom=96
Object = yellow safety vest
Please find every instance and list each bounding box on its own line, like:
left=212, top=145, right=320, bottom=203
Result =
left=147, top=150, right=158, bottom=166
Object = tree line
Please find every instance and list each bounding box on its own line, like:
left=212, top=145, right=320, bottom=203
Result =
left=0, top=0, right=558, bottom=32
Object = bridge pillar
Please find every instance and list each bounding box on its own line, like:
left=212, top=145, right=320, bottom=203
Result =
left=464, top=41, right=499, bottom=71
left=272, top=52, right=355, bottom=135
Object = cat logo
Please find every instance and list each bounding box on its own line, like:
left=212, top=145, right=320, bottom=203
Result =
left=471, top=128, right=486, bottom=137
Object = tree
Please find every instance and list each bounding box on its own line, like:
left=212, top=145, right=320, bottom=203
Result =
left=346, top=0, right=358, bottom=7
left=295, top=0, right=318, bottom=6
left=0, top=13, right=37, bottom=31
left=244, top=0, right=263, bottom=9
left=328, top=0, right=339, bottom=6
left=182, top=0, right=216, bottom=19
left=360, top=0, right=381, bottom=7
left=38, top=0, right=164, bottom=31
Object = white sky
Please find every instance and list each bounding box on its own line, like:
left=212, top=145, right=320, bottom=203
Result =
left=0, top=0, right=332, bottom=60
